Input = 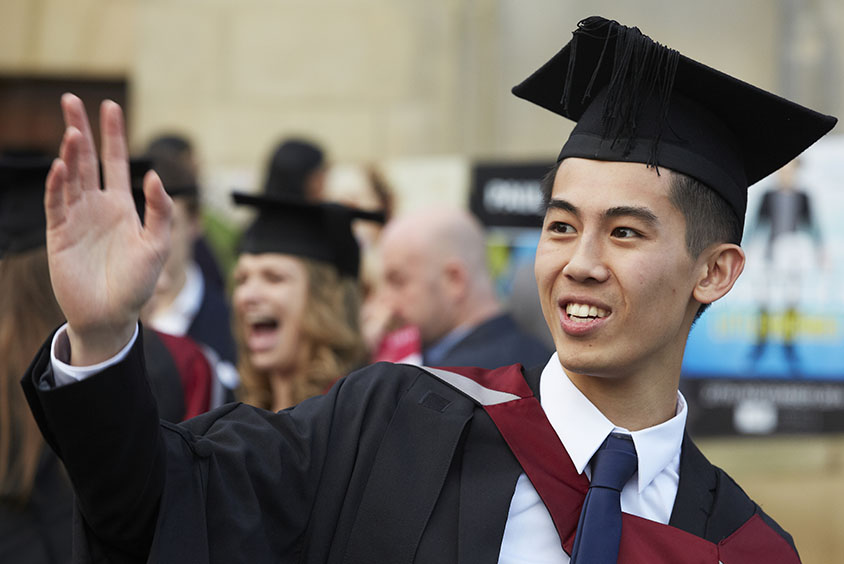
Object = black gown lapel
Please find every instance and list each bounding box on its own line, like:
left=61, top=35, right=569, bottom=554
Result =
left=455, top=366, right=544, bottom=563
left=669, top=434, right=765, bottom=548
left=668, top=433, right=716, bottom=537
left=340, top=375, right=474, bottom=564
left=456, top=401, right=524, bottom=563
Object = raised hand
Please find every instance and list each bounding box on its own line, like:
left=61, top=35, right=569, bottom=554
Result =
left=45, top=94, right=173, bottom=365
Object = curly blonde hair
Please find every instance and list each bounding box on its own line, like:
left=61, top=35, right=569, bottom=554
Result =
left=236, top=257, right=368, bottom=410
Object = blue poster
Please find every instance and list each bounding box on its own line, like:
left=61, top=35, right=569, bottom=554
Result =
left=682, top=135, right=844, bottom=435
left=684, top=135, right=844, bottom=380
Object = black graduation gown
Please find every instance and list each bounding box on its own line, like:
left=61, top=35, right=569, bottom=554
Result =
left=0, top=329, right=214, bottom=564
left=186, top=284, right=237, bottom=366
left=21, top=331, right=796, bottom=563
left=0, top=451, right=73, bottom=564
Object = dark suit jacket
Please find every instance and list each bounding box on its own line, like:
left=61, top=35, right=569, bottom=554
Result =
left=424, top=313, right=552, bottom=370
left=22, top=332, right=795, bottom=563
left=186, top=283, right=237, bottom=365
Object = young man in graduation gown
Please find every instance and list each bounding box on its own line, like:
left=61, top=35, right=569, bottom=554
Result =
left=22, top=16, right=836, bottom=564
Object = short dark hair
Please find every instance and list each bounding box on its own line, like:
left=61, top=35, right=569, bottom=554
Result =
left=668, top=172, right=742, bottom=319
left=667, top=172, right=742, bottom=257
left=539, top=163, right=557, bottom=211
left=149, top=154, right=202, bottom=219
left=539, top=161, right=743, bottom=318
left=146, top=134, right=192, bottom=159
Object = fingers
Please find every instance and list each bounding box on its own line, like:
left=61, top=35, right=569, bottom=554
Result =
left=141, top=170, right=173, bottom=258
left=99, top=99, right=132, bottom=196
left=44, top=158, right=67, bottom=228
left=58, top=125, right=83, bottom=204
left=60, top=94, right=100, bottom=192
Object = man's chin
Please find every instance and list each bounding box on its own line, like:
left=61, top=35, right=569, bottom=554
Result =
left=557, top=352, right=619, bottom=380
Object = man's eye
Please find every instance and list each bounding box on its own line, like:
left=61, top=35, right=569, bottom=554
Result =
left=612, top=227, right=640, bottom=238
left=548, top=221, right=575, bottom=234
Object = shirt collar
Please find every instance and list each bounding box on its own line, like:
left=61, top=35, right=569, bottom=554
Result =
left=423, top=325, right=472, bottom=366
left=539, top=353, right=687, bottom=493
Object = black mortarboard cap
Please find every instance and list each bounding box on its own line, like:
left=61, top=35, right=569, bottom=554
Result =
left=0, top=151, right=53, bottom=258
left=512, top=16, right=837, bottom=227
left=263, top=139, right=325, bottom=200
left=232, top=192, right=384, bottom=278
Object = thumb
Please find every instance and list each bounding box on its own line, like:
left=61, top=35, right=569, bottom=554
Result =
left=141, top=170, right=173, bottom=255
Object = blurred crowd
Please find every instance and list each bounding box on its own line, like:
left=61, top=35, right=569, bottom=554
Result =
left=0, top=120, right=551, bottom=562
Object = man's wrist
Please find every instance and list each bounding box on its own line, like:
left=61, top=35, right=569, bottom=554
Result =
left=51, top=323, right=140, bottom=384
left=66, top=321, right=138, bottom=367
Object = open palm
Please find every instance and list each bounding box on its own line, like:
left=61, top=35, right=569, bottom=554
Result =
left=45, top=94, right=173, bottom=364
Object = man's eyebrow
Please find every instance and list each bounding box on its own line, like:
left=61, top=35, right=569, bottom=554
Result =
left=544, top=198, right=578, bottom=215
left=544, top=199, right=657, bottom=226
left=605, top=206, right=659, bottom=225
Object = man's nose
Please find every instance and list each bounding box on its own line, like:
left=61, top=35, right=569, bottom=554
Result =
left=561, top=235, right=610, bottom=283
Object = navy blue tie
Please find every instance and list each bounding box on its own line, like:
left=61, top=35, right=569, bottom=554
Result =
left=569, top=433, right=638, bottom=564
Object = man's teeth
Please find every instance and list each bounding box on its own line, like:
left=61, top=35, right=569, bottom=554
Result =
left=565, top=303, right=608, bottom=320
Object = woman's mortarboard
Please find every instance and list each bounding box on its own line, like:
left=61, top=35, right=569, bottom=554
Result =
left=512, top=16, right=837, bottom=229
left=232, top=192, right=384, bottom=279
left=0, top=152, right=53, bottom=258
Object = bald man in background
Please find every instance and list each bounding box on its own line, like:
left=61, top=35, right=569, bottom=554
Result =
left=379, top=207, right=551, bottom=369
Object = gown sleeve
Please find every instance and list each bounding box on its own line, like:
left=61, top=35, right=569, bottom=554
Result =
left=22, top=329, right=420, bottom=564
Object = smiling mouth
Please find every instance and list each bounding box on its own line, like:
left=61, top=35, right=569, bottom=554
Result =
left=245, top=315, right=281, bottom=351
left=565, top=302, right=609, bottom=322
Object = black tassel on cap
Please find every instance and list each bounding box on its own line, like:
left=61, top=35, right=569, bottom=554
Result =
left=561, top=17, right=679, bottom=170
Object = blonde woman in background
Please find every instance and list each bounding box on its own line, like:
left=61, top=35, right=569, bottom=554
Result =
left=231, top=193, right=376, bottom=411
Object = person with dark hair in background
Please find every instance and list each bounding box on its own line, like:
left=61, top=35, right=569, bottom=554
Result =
left=262, top=138, right=327, bottom=202
left=20, top=16, right=838, bottom=564
left=141, top=152, right=239, bottom=383
left=146, top=134, right=197, bottom=175
left=145, top=134, right=227, bottom=293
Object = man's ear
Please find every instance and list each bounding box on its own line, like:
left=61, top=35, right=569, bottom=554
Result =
left=442, top=258, right=469, bottom=298
left=693, top=243, right=746, bottom=305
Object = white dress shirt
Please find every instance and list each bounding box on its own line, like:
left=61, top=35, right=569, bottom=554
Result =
left=50, top=338, right=687, bottom=564
left=498, top=353, right=687, bottom=563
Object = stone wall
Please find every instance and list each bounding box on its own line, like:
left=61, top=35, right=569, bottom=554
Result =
left=6, top=0, right=839, bottom=209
